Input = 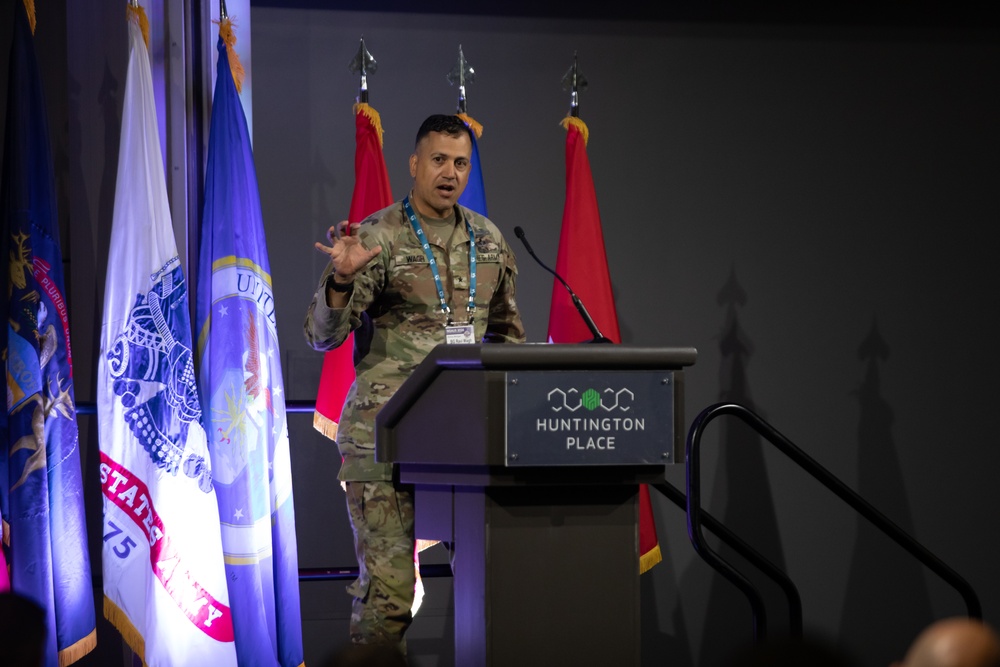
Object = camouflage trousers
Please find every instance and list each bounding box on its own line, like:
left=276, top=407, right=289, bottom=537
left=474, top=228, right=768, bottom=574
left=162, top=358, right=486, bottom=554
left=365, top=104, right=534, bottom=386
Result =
left=344, top=480, right=416, bottom=647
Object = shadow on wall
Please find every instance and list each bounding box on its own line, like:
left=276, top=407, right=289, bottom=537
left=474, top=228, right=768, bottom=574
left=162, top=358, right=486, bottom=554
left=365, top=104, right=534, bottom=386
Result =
left=674, top=266, right=935, bottom=667
left=640, top=527, right=696, bottom=666
left=686, top=265, right=791, bottom=666
left=838, top=318, right=934, bottom=666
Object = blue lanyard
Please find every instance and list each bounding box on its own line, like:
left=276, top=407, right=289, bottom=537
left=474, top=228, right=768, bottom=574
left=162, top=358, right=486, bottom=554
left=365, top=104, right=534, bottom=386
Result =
left=402, top=196, right=477, bottom=325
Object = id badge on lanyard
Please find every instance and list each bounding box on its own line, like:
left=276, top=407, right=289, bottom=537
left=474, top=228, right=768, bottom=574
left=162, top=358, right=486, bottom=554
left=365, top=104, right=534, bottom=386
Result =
left=445, top=323, right=476, bottom=345
left=402, top=197, right=478, bottom=344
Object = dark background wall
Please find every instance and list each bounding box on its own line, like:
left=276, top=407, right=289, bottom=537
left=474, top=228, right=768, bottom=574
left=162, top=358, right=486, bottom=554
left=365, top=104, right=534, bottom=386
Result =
left=2, top=1, right=999, bottom=666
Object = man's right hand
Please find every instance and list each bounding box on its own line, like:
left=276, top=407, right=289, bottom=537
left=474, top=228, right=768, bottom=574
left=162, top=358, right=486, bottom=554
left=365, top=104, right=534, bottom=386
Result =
left=314, top=220, right=383, bottom=284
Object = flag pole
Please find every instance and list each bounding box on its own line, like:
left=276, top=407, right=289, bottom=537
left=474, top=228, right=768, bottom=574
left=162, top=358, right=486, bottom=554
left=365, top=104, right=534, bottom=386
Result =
left=447, top=44, right=476, bottom=116
left=349, top=37, right=377, bottom=105
left=561, top=51, right=588, bottom=118
left=220, top=0, right=228, bottom=20
left=448, top=45, right=487, bottom=215
left=449, top=44, right=483, bottom=139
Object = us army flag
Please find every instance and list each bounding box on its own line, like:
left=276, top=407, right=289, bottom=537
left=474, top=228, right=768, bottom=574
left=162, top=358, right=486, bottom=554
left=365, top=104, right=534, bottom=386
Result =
left=1, top=2, right=96, bottom=665
left=97, top=7, right=237, bottom=666
left=195, top=19, right=304, bottom=667
left=547, top=115, right=662, bottom=573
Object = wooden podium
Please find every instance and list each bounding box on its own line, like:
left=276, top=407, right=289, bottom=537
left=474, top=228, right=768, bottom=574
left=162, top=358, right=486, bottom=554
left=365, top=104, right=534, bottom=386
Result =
left=375, top=344, right=696, bottom=666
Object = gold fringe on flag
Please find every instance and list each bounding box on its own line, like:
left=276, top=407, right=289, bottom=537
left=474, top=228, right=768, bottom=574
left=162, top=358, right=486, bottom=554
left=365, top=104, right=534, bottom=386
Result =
left=457, top=113, right=483, bottom=139
left=560, top=115, right=589, bottom=146
left=126, top=2, right=151, bottom=52
left=353, top=102, right=385, bottom=148
left=23, top=0, right=36, bottom=34
left=104, top=597, right=147, bottom=666
left=639, top=543, right=662, bottom=575
left=58, top=628, right=97, bottom=667
left=312, top=411, right=340, bottom=440
left=215, top=17, right=245, bottom=94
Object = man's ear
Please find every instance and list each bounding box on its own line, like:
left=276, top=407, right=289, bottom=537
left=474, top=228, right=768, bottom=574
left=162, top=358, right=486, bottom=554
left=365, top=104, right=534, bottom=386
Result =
left=409, top=153, right=417, bottom=178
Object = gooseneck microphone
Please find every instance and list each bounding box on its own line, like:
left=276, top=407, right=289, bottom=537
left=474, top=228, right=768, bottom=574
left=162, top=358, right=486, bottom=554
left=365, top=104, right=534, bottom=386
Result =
left=513, top=226, right=612, bottom=344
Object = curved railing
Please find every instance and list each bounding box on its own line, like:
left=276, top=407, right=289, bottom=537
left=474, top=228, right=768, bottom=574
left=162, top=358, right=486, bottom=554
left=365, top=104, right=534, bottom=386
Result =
left=652, top=480, right=802, bottom=638
left=685, top=401, right=982, bottom=641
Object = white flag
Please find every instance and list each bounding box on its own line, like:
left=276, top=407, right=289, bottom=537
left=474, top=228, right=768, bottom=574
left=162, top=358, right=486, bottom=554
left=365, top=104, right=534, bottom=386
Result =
left=97, top=8, right=238, bottom=666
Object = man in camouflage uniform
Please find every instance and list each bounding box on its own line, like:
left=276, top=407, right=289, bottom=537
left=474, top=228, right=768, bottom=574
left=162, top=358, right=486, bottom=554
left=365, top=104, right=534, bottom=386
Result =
left=304, top=114, right=526, bottom=649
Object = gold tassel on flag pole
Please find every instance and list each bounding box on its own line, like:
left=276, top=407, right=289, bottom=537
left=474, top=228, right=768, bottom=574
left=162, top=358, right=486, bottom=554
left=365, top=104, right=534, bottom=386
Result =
left=353, top=102, right=385, bottom=148
left=126, top=0, right=150, bottom=52
left=23, top=0, right=36, bottom=34
left=560, top=116, right=589, bottom=146
left=457, top=113, right=483, bottom=139
left=215, top=0, right=245, bottom=93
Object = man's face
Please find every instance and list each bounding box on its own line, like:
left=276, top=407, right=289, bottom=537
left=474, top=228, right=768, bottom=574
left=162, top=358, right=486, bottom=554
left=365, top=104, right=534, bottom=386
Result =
left=409, top=131, right=472, bottom=218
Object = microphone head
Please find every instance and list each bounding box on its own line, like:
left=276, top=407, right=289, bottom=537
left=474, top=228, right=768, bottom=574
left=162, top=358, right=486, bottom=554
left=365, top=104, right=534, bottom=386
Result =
left=513, top=226, right=525, bottom=239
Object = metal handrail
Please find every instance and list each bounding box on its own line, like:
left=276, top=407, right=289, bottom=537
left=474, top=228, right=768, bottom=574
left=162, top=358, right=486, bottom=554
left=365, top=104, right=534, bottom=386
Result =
left=653, top=480, right=802, bottom=639
left=686, top=401, right=982, bottom=641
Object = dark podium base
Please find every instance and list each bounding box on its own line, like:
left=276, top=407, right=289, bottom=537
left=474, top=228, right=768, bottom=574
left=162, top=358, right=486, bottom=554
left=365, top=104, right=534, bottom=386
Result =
left=418, top=481, right=641, bottom=667
left=377, top=346, right=697, bottom=666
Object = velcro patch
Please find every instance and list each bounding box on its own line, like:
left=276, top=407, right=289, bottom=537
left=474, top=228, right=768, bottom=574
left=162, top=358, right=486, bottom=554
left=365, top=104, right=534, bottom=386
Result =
left=395, top=254, right=429, bottom=265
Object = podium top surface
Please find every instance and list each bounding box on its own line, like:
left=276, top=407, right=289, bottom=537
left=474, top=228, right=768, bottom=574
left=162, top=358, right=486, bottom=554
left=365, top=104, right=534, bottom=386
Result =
left=421, top=342, right=697, bottom=371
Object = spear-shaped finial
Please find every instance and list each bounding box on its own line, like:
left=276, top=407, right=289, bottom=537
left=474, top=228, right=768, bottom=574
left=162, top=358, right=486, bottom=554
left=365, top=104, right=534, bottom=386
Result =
left=129, top=0, right=139, bottom=8
left=220, top=0, right=228, bottom=20
left=561, top=52, right=588, bottom=117
left=446, top=44, right=476, bottom=115
left=348, top=37, right=378, bottom=104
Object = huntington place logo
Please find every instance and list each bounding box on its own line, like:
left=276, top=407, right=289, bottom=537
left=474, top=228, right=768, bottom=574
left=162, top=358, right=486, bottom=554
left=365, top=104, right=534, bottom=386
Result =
left=546, top=387, right=634, bottom=413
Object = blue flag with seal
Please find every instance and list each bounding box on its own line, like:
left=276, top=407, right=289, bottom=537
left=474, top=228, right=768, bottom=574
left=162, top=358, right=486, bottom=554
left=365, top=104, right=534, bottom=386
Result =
left=195, top=20, right=304, bottom=667
left=0, top=2, right=97, bottom=665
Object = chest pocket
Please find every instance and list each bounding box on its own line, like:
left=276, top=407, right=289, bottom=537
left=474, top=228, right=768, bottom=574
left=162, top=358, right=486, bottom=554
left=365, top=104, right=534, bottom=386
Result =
left=383, top=248, right=438, bottom=310
left=474, top=250, right=503, bottom=305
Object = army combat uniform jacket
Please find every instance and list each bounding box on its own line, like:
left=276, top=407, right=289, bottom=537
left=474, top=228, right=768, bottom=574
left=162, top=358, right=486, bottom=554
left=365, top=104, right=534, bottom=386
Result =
left=304, top=201, right=526, bottom=482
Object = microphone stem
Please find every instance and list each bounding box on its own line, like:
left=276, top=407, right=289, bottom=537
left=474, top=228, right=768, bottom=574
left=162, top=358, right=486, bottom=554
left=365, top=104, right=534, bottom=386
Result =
left=514, top=228, right=610, bottom=344
left=572, top=294, right=612, bottom=344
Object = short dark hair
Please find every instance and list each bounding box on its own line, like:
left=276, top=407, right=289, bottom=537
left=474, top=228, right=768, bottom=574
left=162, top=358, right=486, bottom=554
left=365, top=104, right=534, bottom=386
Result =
left=415, top=114, right=469, bottom=147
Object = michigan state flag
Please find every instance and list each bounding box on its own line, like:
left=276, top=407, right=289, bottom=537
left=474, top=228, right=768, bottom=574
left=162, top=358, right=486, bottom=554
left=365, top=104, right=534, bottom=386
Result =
left=195, top=20, right=304, bottom=667
left=0, top=2, right=96, bottom=664
left=98, top=6, right=237, bottom=665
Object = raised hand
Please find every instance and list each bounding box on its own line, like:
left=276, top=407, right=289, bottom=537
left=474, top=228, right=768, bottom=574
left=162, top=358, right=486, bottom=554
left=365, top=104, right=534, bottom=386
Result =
left=314, top=220, right=382, bottom=283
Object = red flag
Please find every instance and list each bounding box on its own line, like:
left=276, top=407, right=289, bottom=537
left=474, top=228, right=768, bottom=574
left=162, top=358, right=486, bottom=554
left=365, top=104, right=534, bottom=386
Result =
left=547, top=116, right=662, bottom=573
left=313, top=104, right=393, bottom=438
